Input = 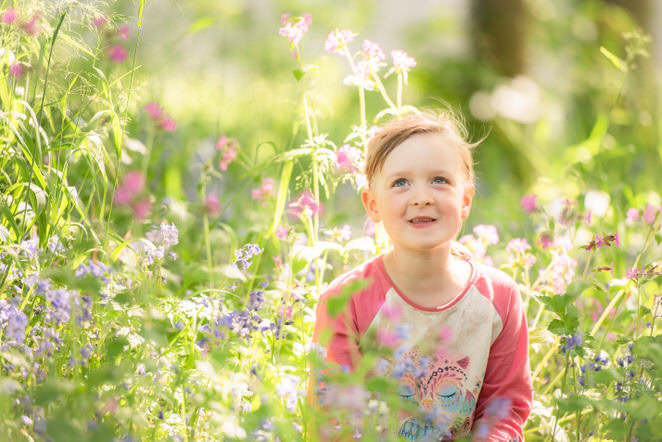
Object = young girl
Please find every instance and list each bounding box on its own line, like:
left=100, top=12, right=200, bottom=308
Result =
left=311, top=111, right=532, bottom=441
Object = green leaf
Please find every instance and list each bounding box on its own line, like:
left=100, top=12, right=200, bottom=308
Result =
left=593, top=368, right=619, bottom=386
left=604, top=417, right=628, bottom=440
left=187, top=17, right=214, bottom=35
left=292, top=68, right=304, bottom=82
left=326, top=278, right=370, bottom=317
left=268, top=160, right=293, bottom=237
left=547, top=319, right=568, bottom=335
left=365, top=376, right=391, bottom=393
left=600, top=46, right=627, bottom=72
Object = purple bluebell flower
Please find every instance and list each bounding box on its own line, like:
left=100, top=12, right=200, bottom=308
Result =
left=0, top=299, right=28, bottom=345
left=20, top=237, right=39, bottom=258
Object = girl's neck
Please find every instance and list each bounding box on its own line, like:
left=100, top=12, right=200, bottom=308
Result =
left=383, top=246, right=469, bottom=297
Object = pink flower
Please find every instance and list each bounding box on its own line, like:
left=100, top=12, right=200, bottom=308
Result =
left=381, top=303, right=402, bottom=321
left=336, top=144, right=362, bottom=172
left=324, top=29, right=357, bottom=53
left=360, top=40, right=385, bottom=74
left=585, top=210, right=592, bottom=225
left=118, top=24, right=130, bottom=41
left=159, top=115, right=177, bottom=132
left=626, top=267, right=640, bottom=280
left=252, top=178, right=275, bottom=202
left=144, top=102, right=163, bottom=121
left=520, top=194, right=537, bottom=213
left=287, top=190, right=322, bottom=218
left=377, top=329, right=399, bottom=347
left=205, top=193, right=221, bottom=216
left=643, top=204, right=657, bottom=224
left=107, top=44, right=127, bottom=63
left=1, top=7, right=17, bottom=24
left=92, top=15, right=107, bottom=28
left=506, top=238, right=531, bottom=253
left=278, top=13, right=311, bottom=47
left=132, top=198, right=151, bottom=220
left=540, top=234, right=552, bottom=250
left=114, top=171, right=145, bottom=206
left=626, top=208, right=639, bottom=222
left=9, top=62, right=23, bottom=78
left=439, top=326, right=453, bottom=341
left=391, top=49, right=416, bottom=72
left=21, top=11, right=40, bottom=34
left=275, top=226, right=289, bottom=240
left=473, top=224, right=499, bottom=245
left=459, top=233, right=487, bottom=260
left=217, top=135, right=238, bottom=170
left=363, top=218, right=375, bottom=236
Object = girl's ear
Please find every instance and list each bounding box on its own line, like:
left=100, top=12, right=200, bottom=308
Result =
left=461, top=184, right=475, bottom=220
left=361, top=188, right=382, bottom=222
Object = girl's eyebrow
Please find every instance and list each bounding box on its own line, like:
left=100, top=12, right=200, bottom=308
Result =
left=384, top=169, right=454, bottom=180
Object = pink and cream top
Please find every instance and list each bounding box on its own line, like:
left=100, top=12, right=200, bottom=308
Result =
left=312, top=254, right=532, bottom=441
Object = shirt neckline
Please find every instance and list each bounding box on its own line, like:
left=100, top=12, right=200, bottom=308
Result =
left=376, top=254, right=476, bottom=312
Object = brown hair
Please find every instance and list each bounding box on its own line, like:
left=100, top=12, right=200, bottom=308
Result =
left=364, top=109, right=481, bottom=187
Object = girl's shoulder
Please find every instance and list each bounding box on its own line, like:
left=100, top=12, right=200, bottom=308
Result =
left=470, top=260, right=520, bottom=301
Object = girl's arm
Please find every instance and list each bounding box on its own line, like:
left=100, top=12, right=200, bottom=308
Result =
left=472, top=283, right=533, bottom=441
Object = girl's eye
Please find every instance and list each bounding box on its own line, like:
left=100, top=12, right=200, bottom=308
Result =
left=392, top=178, right=408, bottom=188
left=432, top=176, right=448, bottom=185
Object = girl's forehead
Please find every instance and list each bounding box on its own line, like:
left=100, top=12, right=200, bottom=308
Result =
left=381, top=133, right=462, bottom=169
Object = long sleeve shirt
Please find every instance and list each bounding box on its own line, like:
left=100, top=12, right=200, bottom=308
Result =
left=312, top=254, right=532, bottom=441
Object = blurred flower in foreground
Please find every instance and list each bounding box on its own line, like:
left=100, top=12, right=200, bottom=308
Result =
left=251, top=178, right=275, bottom=202
left=143, top=101, right=177, bottom=132
left=132, top=198, right=152, bottom=220
left=324, top=29, right=357, bottom=53
left=626, top=208, right=639, bottom=222
left=114, top=171, right=145, bottom=206
left=278, top=13, right=311, bottom=48
left=9, top=62, right=23, bottom=78
left=288, top=190, right=322, bottom=218
left=216, top=135, right=238, bottom=171
left=159, top=115, right=177, bottom=132
left=473, top=224, right=499, bottom=245
left=21, top=11, right=40, bottom=35
left=107, top=44, right=127, bottom=63
left=118, top=23, right=130, bottom=40
left=336, top=144, right=362, bottom=172
left=91, top=15, right=107, bottom=28
left=520, top=194, right=537, bottom=213
left=1, top=7, right=17, bottom=24
left=643, top=204, right=659, bottom=224
left=205, top=193, right=221, bottom=217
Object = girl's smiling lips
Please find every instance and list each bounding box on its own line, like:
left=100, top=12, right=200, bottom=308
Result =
left=408, top=216, right=437, bottom=227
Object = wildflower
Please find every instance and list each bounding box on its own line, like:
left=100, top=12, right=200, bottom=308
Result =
left=387, top=49, right=416, bottom=83
left=0, top=299, right=28, bottom=345
left=107, top=44, right=127, bottom=63
left=251, top=178, right=275, bottom=202
left=275, top=226, right=289, bottom=240
left=336, top=144, right=362, bottom=172
left=205, top=193, right=221, bottom=216
left=473, top=224, right=499, bottom=245
left=458, top=234, right=487, bottom=261
left=48, top=235, right=65, bottom=254
left=132, top=198, right=151, bottom=220
left=539, top=233, right=552, bottom=250
left=358, top=40, right=386, bottom=76
left=276, top=374, right=301, bottom=413
left=144, top=102, right=164, bottom=121
left=439, top=326, right=453, bottom=341
left=520, top=194, right=537, bottom=213
left=278, top=13, right=311, bottom=47
left=216, top=135, right=238, bottom=171
left=159, top=115, right=177, bottom=132
left=596, top=262, right=614, bottom=276
left=287, top=190, right=322, bottom=218
left=381, top=303, right=402, bottom=321
left=91, top=15, right=107, bottom=28
left=560, top=333, right=582, bottom=353
left=21, top=11, right=40, bottom=35
left=626, top=207, right=639, bottom=222
left=147, top=222, right=179, bottom=249
left=643, top=204, right=657, bottom=224
left=45, top=288, right=76, bottom=325
left=118, top=24, right=130, bottom=40
left=506, top=238, right=531, bottom=253
left=115, top=171, right=145, bottom=206
left=234, top=243, right=263, bottom=270
left=626, top=267, right=640, bottom=280
left=75, top=261, right=112, bottom=282
left=20, top=237, right=40, bottom=258
left=1, top=7, right=17, bottom=24
left=9, top=62, right=23, bottom=78
left=324, top=29, right=357, bottom=53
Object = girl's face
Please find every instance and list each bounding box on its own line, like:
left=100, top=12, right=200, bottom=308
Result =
left=361, top=133, right=474, bottom=254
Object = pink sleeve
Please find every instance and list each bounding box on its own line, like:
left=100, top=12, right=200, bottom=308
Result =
left=472, top=281, right=533, bottom=441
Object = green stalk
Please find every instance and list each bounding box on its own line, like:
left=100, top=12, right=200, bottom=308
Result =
left=397, top=72, right=403, bottom=110
left=373, top=74, right=397, bottom=112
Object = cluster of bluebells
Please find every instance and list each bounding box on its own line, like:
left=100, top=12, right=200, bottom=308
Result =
left=75, top=260, right=112, bottom=282
left=216, top=135, right=238, bottom=171
left=233, top=243, right=263, bottom=270
left=578, top=354, right=610, bottom=387
left=559, top=333, right=582, bottom=353
left=144, top=101, right=177, bottom=132
left=144, top=222, right=179, bottom=264
left=0, top=299, right=29, bottom=346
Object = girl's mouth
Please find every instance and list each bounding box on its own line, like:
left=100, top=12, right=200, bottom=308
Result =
left=408, top=216, right=437, bottom=226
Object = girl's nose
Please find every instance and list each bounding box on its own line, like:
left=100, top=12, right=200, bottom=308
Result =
left=411, top=187, right=432, bottom=206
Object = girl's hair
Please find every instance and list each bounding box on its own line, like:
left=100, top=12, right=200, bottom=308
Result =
left=364, top=109, right=482, bottom=187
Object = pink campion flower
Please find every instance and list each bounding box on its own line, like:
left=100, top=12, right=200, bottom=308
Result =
left=251, top=178, right=275, bottom=202
left=336, top=144, right=362, bottom=172
left=107, top=44, right=127, bottom=63
left=91, top=15, right=107, bottom=28
left=1, top=7, right=17, bottom=24
left=524, top=254, right=536, bottom=269
left=520, top=194, right=537, bottom=213
left=626, top=208, right=639, bottom=222
left=118, top=23, right=130, bottom=40
left=217, top=136, right=238, bottom=171
left=388, top=49, right=416, bottom=83
left=381, top=303, right=402, bottom=321
left=506, top=238, right=531, bottom=253
left=539, top=233, right=552, bottom=250
left=132, top=198, right=151, bottom=220
left=144, top=102, right=163, bottom=121
left=275, top=226, right=289, bottom=240
left=473, top=224, right=499, bottom=245
left=595, top=235, right=606, bottom=248
left=585, top=210, right=592, bottom=226
left=360, top=39, right=386, bottom=74
left=343, top=61, right=375, bottom=90
left=643, top=204, right=657, bottom=224
left=205, top=193, right=221, bottom=216
left=459, top=233, right=487, bottom=260
left=377, top=329, right=399, bottom=347
left=278, top=12, right=311, bottom=47
left=21, top=11, right=40, bottom=34
left=159, top=115, right=177, bottom=132
left=9, top=62, right=23, bottom=78
left=287, top=190, right=322, bottom=217
left=324, top=29, right=357, bottom=53
left=626, top=267, right=640, bottom=280
left=114, top=171, right=145, bottom=206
